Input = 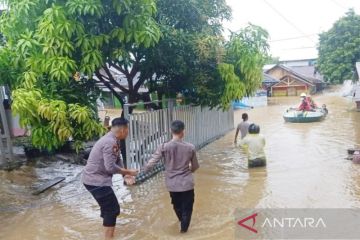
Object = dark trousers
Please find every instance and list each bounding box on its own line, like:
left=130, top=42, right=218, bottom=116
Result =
left=84, top=184, right=120, bottom=227
left=169, top=189, right=194, bottom=232
left=248, top=158, right=266, bottom=168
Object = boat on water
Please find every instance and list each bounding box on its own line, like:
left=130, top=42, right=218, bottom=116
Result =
left=283, top=107, right=328, bottom=123
left=232, top=90, right=267, bottom=109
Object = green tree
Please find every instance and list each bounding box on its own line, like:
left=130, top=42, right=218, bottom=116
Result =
left=318, top=9, right=360, bottom=84
left=265, top=55, right=280, bottom=64
left=125, top=0, right=268, bottom=109
left=0, top=0, right=269, bottom=151
left=0, top=0, right=160, bottom=150
left=100, top=0, right=232, bottom=109
left=218, top=24, right=269, bottom=108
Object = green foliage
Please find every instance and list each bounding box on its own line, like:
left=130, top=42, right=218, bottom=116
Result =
left=318, top=9, right=360, bottom=84
left=225, top=25, right=269, bottom=91
left=217, top=25, right=269, bottom=108
left=0, top=0, right=160, bottom=151
left=137, top=2, right=268, bottom=109
left=0, top=0, right=269, bottom=152
left=265, top=55, right=280, bottom=64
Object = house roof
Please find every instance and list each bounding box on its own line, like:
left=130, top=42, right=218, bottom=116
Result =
left=263, top=64, right=276, bottom=71
left=271, top=74, right=315, bottom=88
left=290, top=66, right=324, bottom=84
left=263, top=73, right=279, bottom=84
left=265, top=64, right=323, bottom=85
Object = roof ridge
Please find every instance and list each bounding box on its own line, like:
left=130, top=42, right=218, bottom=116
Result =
left=266, top=64, right=318, bottom=84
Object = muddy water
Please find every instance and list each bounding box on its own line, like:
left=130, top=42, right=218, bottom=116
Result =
left=1, top=92, right=360, bottom=240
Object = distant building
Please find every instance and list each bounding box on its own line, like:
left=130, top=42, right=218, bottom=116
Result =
left=95, top=66, right=148, bottom=108
left=290, top=65, right=325, bottom=92
left=265, top=64, right=324, bottom=97
left=262, top=73, right=279, bottom=96
left=279, top=58, right=317, bottom=67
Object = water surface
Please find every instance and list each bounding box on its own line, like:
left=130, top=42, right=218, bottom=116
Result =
left=1, top=93, right=360, bottom=239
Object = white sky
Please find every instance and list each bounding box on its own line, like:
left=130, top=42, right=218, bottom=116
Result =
left=224, top=0, right=360, bottom=60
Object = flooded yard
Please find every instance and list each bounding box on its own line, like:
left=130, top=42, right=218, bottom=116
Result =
left=1, top=92, right=360, bottom=239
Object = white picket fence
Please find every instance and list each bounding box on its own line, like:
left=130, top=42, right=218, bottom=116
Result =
left=124, top=101, right=234, bottom=169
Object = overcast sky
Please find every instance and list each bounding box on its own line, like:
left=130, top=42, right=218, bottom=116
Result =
left=224, top=0, right=360, bottom=61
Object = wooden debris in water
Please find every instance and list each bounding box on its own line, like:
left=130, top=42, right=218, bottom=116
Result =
left=32, top=177, right=65, bottom=195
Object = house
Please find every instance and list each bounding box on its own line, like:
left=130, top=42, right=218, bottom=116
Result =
left=262, top=73, right=279, bottom=96
left=265, top=64, right=324, bottom=97
left=290, top=65, right=326, bottom=92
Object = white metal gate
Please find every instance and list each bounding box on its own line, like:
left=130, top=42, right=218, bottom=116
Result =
left=124, top=101, right=234, bottom=169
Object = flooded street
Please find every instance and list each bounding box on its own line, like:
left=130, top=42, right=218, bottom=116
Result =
left=1, top=92, right=360, bottom=240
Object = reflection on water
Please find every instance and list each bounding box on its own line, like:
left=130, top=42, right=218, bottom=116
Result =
left=1, top=93, right=360, bottom=239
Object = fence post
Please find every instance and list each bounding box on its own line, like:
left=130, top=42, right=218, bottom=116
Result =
left=167, top=99, right=175, bottom=140
left=0, top=87, right=12, bottom=161
left=124, top=104, right=130, bottom=169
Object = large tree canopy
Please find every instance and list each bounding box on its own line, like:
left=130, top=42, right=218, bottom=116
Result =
left=110, top=0, right=232, bottom=107
left=133, top=0, right=269, bottom=109
left=0, top=0, right=160, bottom=150
left=318, top=9, right=360, bottom=84
left=0, top=0, right=269, bottom=150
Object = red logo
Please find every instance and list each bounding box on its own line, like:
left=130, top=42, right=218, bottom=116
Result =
left=237, top=213, right=258, bottom=234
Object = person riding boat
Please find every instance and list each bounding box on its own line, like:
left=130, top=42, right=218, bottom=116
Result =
left=306, top=96, right=317, bottom=109
left=298, top=93, right=313, bottom=111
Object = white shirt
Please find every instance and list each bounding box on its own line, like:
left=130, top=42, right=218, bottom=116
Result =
left=238, top=134, right=266, bottom=160
left=237, top=121, right=250, bottom=139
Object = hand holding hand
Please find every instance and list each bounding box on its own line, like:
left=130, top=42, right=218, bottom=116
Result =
left=124, top=175, right=136, bottom=185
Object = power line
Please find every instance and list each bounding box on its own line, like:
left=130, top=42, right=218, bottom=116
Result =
left=262, top=0, right=317, bottom=44
left=270, top=34, right=318, bottom=43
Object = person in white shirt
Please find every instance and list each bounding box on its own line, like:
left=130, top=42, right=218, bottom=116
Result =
left=237, top=123, right=266, bottom=168
left=234, top=113, right=250, bottom=143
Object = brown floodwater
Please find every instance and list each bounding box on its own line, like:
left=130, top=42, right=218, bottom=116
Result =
left=1, top=90, right=360, bottom=240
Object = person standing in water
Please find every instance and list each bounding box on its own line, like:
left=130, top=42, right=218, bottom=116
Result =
left=238, top=123, right=266, bottom=168
left=141, top=120, right=199, bottom=233
left=82, top=118, right=138, bottom=239
left=234, top=113, right=250, bottom=143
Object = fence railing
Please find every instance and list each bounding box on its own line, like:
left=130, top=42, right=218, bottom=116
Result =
left=0, top=86, right=13, bottom=162
left=124, top=101, right=234, bottom=169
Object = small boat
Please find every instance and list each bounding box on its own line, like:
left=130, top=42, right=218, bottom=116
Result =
left=232, top=90, right=267, bottom=109
left=283, top=107, right=328, bottom=123
left=233, top=101, right=253, bottom=109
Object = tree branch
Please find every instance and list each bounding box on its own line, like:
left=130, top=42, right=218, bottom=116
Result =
left=95, top=71, right=125, bottom=107
left=109, top=61, right=128, bottom=76
left=102, top=65, right=129, bottom=94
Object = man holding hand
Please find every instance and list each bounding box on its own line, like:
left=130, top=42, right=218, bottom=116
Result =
left=82, top=118, right=137, bottom=239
